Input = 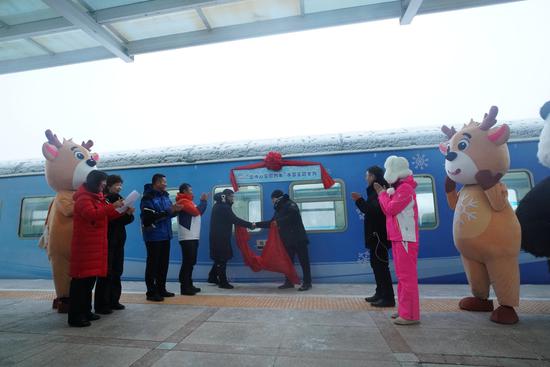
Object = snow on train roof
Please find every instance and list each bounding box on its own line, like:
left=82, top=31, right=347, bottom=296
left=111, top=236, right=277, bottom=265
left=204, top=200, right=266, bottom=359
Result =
left=0, top=119, right=542, bottom=176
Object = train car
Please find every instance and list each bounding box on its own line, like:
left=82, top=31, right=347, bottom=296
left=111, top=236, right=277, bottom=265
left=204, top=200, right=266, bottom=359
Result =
left=1, top=120, right=548, bottom=284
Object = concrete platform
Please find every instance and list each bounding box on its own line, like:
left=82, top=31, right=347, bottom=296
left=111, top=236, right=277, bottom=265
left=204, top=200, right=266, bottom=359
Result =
left=0, top=280, right=549, bottom=367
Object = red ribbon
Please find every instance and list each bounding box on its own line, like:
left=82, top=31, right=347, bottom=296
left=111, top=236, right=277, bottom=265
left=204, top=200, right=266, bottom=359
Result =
left=235, top=222, right=300, bottom=284
left=230, top=151, right=335, bottom=191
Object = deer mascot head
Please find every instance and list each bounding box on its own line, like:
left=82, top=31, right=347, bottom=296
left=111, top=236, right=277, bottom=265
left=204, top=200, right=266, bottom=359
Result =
left=441, top=106, right=510, bottom=187
left=41, top=129, right=98, bottom=313
left=440, top=106, right=521, bottom=325
left=42, top=129, right=99, bottom=191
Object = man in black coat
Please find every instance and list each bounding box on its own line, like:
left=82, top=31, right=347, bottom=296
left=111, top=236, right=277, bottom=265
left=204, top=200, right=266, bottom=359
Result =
left=516, top=101, right=550, bottom=266
left=351, top=165, right=395, bottom=307
left=209, top=189, right=254, bottom=289
left=94, top=175, right=135, bottom=314
left=256, top=190, right=312, bottom=291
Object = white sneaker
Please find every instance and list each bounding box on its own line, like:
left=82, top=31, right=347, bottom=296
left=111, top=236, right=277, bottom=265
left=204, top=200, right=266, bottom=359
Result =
left=393, top=317, right=420, bottom=325
left=390, top=312, right=399, bottom=319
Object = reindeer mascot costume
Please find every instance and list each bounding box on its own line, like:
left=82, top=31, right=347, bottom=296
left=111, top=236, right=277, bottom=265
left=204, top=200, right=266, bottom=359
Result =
left=516, top=101, right=550, bottom=260
left=441, top=106, right=521, bottom=324
left=41, top=130, right=98, bottom=312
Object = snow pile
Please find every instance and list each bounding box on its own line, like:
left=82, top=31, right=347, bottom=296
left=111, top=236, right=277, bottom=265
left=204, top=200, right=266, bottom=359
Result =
left=0, top=119, right=542, bottom=176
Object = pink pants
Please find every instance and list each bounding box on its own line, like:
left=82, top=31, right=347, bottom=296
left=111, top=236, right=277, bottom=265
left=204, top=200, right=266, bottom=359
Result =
left=392, top=241, right=420, bottom=321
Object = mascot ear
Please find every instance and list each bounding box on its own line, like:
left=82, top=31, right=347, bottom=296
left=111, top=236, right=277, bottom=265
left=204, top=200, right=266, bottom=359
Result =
left=487, top=124, right=510, bottom=146
left=42, top=142, right=59, bottom=161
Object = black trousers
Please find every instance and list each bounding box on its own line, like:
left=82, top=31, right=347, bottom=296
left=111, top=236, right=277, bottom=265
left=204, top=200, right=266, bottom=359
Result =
left=210, top=260, right=228, bottom=285
left=179, top=240, right=199, bottom=289
left=68, top=277, right=96, bottom=324
left=145, top=240, right=171, bottom=296
left=285, top=245, right=312, bottom=285
left=95, top=245, right=124, bottom=310
left=369, top=243, right=395, bottom=300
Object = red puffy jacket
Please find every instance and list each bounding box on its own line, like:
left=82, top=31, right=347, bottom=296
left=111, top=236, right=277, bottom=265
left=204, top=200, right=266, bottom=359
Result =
left=70, top=185, right=121, bottom=278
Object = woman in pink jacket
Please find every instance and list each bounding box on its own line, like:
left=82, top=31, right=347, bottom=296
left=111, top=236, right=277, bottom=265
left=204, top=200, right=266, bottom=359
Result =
left=374, top=156, right=420, bottom=325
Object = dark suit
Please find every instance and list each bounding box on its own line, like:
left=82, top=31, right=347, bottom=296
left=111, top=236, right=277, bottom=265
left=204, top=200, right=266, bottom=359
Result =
left=257, top=195, right=311, bottom=285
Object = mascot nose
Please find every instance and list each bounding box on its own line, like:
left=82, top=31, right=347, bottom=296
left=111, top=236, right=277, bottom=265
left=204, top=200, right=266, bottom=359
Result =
left=445, top=152, right=458, bottom=161
left=86, top=159, right=97, bottom=167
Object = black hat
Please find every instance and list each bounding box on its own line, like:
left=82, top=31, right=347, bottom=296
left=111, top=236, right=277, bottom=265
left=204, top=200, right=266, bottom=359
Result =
left=540, top=101, right=550, bottom=121
left=222, top=189, right=234, bottom=196
left=271, top=189, right=284, bottom=199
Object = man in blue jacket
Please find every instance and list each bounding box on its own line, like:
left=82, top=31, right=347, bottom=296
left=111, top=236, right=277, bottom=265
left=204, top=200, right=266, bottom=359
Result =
left=140, top=174, right=182, bottom=302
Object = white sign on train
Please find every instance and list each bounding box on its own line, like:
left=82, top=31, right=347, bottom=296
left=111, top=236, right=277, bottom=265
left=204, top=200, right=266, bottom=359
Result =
left=234, top=166, right=321, bottom=184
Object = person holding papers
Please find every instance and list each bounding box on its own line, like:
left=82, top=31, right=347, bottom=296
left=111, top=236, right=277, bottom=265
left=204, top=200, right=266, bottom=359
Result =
left=94, top=175, right=135, bottom=314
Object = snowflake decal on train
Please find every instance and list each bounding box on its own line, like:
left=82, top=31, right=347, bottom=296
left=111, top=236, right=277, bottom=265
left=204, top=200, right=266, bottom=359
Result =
left=456, top=194, right=479, bottom=226
left=355, top=208, right=365, bottom=221
left=357, top=251, right=370, bottom=264
left=412, top=153, right=429, bottom=170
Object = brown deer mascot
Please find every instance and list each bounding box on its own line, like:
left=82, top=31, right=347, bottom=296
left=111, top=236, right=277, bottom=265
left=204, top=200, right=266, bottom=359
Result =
left=41, top=130, right=98, bottom=313
left=440, top=106, right=521, bottom=324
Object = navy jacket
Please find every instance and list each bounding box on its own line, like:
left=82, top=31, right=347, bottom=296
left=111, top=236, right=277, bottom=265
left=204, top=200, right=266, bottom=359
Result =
left=140, top=184, right=175, bottom=242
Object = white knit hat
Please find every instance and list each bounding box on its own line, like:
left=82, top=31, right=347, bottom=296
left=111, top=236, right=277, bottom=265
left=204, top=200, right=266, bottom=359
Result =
left=383, top=156, right=412, bottom=184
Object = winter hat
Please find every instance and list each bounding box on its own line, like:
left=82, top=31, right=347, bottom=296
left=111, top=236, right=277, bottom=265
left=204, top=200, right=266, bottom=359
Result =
left=383, top=156, right=412, bottom=184
left=271, top=189, right=284, bottom=199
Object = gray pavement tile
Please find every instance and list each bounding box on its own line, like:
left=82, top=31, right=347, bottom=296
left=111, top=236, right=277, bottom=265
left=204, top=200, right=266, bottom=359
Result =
left=0, top=300, right=53, bottom=328
left=5, top=342, right=149, bottom=367
left=398, top=328, right=537, bottom=359
left=393, top=353, right=419, bottom=362
left=9, top=304, right=206, bottom=341
left=274, top=356, right=400, bottom=367
left=151, top=351, right=276, bottom=367
left=209, top=308, right=376, bottom=327
left=0, top=332, right=58, bottom=363
left=509, top=329, right=550, bottom=359
left=281, top=324, right=392, bottom=353
left=181, top=321, right=285, bottom=348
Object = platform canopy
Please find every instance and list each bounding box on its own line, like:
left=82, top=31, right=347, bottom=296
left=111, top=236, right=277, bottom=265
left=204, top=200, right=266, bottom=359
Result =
left=0, top=0, right=522, bottom=75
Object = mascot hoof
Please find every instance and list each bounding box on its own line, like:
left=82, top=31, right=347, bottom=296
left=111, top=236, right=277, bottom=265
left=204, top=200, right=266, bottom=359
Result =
left=52, top=298, right=59, bottom=309
left=490, top=305, right=519, bottom=325
left=57, top=297, right=70, bottom=314
left=459, top=297, right=494, bottom=312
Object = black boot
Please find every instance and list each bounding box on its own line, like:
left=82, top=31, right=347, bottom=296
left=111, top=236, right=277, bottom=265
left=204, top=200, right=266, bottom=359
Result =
left=371, top=298, right=396, bottom=308
left=180, top=283, right=196, bottom=296
left=365, top=294, right=381, bottom=303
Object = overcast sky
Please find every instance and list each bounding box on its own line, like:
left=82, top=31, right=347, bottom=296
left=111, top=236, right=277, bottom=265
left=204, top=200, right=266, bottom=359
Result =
left=1, top=0, right=549, bottom=162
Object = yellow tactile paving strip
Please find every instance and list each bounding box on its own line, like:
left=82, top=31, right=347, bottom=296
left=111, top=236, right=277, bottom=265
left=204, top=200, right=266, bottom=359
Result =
left=2, top=290, right=550, bottom=314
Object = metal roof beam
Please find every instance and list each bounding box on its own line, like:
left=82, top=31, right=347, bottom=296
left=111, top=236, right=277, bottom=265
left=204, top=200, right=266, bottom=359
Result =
left=0, top=47, right=114, bottom=74
left=128, top=2, right=402, bottom=55
left=0, top=17, right=74, bottom=43
left=400, top=0, right=424, bottom=24
left=0, top=0, right=242, bottom=43
left=93, top=0, right=242, bottom=24
left=42, top=0, right=133, bottom=62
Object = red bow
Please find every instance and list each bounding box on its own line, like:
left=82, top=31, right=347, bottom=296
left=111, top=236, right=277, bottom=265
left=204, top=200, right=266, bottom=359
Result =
left=230, top=151, right=335, bottom=191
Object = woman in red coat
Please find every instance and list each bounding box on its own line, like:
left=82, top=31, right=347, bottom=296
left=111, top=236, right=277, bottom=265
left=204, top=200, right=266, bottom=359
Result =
left=68, top=170, right=125, bottom=327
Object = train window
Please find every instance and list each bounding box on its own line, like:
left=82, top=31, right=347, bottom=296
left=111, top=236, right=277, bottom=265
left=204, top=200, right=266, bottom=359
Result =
left=414, top=175, right=438, bottom=229
left=501, top=170, right=533, bottom=210
left=19, top=197, right=54, bottom=238
left=213, top=185, right=262, bottom=232
left=290, top=180, right=346, bottom=232
left=167, top=189, right=179, bottom=234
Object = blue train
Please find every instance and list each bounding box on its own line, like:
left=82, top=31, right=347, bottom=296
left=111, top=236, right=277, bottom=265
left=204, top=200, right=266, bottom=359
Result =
left=1, top=120, right=548, bottom=284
